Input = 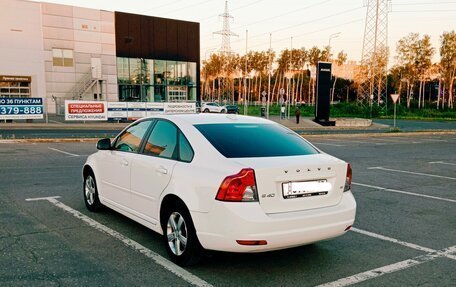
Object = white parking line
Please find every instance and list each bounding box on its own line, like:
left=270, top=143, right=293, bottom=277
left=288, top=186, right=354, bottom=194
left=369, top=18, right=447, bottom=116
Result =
left=420, top=138, right=448, bottom=142
left=316, top=246, right=456, bottom=287
left=312, top=142, right=346, bottom=147
left=368, top=167, right=456, bottom=180
left=25, top=196, right=213, bottom=287
left=48, top=147, right=80, bottom=157
left=352, top=182, right=456, bottom=203
left=351, top=228, right=436, bottom=254
left=429, top=161, right=456, bottom=166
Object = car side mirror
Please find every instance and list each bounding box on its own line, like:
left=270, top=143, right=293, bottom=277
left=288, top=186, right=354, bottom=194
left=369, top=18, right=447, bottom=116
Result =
left=97, top=138, right=111, bottom=150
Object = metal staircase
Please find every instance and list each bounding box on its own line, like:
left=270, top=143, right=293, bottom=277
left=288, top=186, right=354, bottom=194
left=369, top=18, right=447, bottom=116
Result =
left=68, top=68, right=101, bottom=100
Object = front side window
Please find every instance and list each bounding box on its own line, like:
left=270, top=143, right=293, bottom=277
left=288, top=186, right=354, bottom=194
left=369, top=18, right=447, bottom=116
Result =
left=195, top=123, right=319, bottom=158
left=143, top=120, right=178, bottom=160
left=113, top=120, right=151, bottom=152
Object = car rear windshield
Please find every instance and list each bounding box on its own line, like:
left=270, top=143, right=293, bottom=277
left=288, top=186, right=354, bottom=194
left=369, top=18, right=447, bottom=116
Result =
left=194, top=123, right=318, bottom=158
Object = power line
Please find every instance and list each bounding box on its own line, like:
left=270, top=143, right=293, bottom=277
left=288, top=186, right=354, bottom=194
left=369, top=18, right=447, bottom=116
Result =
left=160, top=0, right=213, bottom=16
left=248, top=18, right=364, bottom=50
left=198, top=0, right=267, bottom=22
left=201, top=0, right=334, bottom=39
left=391, top=9, right=456, bottom=12
left=140, top=0, right=185, bottom=14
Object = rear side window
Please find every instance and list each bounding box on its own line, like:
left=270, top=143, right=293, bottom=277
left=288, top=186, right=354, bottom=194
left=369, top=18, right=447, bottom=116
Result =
left=195, top=123, right=318, bottom=158
left=178, top=131, right=194, bottom=162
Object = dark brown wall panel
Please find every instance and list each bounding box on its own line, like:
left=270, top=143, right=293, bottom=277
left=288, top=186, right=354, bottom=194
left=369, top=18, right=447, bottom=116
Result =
left=153, top=17, right=168, bottom=59
left=187, top=23, right=200, bottom=62
left=166, top=20, right=178, bottom=60
left=177, top=22, right=188, bottom=60
left=115, top=12, right=130, bottom=57
left=128, top=14, right=141, bottom=58
left=140, top=17, right=151, bottom=57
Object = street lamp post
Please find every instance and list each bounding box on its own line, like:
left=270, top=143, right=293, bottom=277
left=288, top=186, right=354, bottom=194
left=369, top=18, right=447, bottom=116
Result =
left=327, top=32, right=341, bottom=61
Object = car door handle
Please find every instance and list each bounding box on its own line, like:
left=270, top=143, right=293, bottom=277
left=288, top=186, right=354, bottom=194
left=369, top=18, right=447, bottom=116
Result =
left=156, top=167, right=168, bottom=175
left=121, top=159, right=129, bottom=166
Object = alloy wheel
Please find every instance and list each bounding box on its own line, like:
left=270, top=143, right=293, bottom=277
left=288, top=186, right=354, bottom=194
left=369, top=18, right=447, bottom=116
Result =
left=166, top=212, right=188, bottom=256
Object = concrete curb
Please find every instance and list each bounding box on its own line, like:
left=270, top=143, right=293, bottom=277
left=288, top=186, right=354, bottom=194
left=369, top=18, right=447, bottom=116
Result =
left=1, top=130, right=455, bottom=143
left=301, top=130, right=456, bottom=138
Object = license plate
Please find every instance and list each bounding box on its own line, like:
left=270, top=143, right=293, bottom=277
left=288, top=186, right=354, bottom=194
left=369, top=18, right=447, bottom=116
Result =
left=282, top=180, right=331, bottom=199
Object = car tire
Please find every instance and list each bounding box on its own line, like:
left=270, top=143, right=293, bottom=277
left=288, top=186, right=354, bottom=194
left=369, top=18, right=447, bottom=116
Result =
left=203, top=108, right=209, bottom=113
left=162, top=202, right=204, bottom=266
left=221, top=109, right=226, bottom=113
left=83, top=172, right=103, bottom=212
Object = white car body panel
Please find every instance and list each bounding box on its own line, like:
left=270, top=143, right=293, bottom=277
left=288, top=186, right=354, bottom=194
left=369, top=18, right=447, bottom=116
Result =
left=84, top=114, right=356, bottom=252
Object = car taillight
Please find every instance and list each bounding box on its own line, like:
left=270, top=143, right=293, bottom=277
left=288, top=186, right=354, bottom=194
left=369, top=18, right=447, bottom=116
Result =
left=216, top=168, right=258, bottom=202
left=344, top=163, right=352, bottom=192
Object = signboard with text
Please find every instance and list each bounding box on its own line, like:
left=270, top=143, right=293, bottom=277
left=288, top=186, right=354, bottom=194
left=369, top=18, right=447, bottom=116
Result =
left=0, top=98, right=43, bottom=120
left=164, top=102, right=196, bottom=114
left=127, top=102, right=146, bottom=120
left=65, top=100, right=107, bottom=121
left=107, top=102, right=127, bottom=121
left=146, top=103, right=165, bottom=116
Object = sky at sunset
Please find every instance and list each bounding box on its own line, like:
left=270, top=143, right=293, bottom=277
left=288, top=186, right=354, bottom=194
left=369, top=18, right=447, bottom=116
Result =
left=32, top=0, right=456, bottom=63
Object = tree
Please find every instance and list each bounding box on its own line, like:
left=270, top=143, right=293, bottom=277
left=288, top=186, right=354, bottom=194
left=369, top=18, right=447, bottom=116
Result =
left=331, top=51, right=347, bottom=102
left=439, top=31, right=456, bottom=109
left=395, top=33, right=434, bottom=108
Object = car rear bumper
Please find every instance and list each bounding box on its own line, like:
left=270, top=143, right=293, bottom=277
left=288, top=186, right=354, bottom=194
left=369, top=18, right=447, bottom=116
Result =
left=191, top=191, right=356, bottom=252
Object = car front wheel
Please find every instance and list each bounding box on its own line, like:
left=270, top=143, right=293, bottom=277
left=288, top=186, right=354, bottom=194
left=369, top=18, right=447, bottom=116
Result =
left=221, top=109, right=226, bottom=113
left=203, top=108, right=210, bottom=113
left=163, top=203, right=203, bottom=266
left=83, top=172, right=103, bottom=212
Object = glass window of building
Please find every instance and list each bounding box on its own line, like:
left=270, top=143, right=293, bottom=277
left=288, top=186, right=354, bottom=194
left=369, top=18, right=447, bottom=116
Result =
left=117, top=58, right=198, bottom=103
left=188, top=62, right=197, bottom=85
left=52, top=48, right=73, bottom=67
left=166, top=61, right=177, bottom=85
left=117, top=58, right=130, bottom=84
left=154, top=60, right=166, bottom=85
left=129, top=58, right=141, bottom=84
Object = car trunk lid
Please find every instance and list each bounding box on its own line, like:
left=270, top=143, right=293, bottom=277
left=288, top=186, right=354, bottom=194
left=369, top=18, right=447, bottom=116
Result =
left=231, top=154, right=347, bottom=214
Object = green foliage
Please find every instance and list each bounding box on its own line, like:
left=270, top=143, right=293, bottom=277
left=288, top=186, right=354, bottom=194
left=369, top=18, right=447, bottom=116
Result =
left=238, top=102, right=456, bottom=120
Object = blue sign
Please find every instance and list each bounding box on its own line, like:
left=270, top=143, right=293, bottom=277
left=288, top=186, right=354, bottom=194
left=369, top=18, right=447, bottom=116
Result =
left=0, top=97, right=44, bottom=120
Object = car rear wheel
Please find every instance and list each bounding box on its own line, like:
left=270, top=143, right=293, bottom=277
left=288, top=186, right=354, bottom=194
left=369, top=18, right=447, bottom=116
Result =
left=83, top=172, right=103, bottom=212
left=163, top=202, right=203, bottom=266
left=203, top=108, right=209, bottom=113
left=221, top=109, right=226, bottom=113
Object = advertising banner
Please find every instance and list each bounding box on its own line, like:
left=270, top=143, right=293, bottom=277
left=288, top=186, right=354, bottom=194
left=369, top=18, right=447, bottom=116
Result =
left=107, top=102, right=128, bottom=121
left=164, top=102, right=196, bottom=114
left=65, top=100, right=107, bottom=121
left=146, top=103, right=165, bottom=116
left=0, top=97, right=44, bottom=120
left=127, top=102, right=146, bottom=120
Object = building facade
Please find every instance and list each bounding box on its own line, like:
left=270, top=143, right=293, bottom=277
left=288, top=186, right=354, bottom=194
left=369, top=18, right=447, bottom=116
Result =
left=0, top=0, right=200, bottom=114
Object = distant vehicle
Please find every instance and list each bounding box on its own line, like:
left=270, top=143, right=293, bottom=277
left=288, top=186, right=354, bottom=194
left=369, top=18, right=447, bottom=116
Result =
left=83, top=114, right=356, bottom=266
left=201, top=102, right=226, bottom=113
left=225, top=105, right=239, bottom=114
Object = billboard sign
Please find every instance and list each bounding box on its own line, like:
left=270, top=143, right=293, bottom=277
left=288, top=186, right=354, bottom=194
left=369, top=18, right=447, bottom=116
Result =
left=146, top=103, right=165, bottom=116
left=0, top=97, right=43, bottom=120
left=164, top=102, right=196, bottom=114
left=65, top=100, right=107, bottom=121
left=107, top=102, right=128, bottom=121
left=127, top=102, right=146, bottom=120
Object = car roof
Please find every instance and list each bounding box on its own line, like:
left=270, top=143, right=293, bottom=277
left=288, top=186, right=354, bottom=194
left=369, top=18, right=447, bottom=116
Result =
left=142, top=113, right=274, bottom=125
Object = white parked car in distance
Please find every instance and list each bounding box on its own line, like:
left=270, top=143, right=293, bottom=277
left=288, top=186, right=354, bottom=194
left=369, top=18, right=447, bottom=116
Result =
left=83, top=114, right=356, bottom=266
left=201, top=102, right=226, bottom=113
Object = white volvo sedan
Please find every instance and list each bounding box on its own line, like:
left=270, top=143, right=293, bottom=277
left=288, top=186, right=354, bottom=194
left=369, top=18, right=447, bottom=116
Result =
left=83, top=114, right=356, bottom=266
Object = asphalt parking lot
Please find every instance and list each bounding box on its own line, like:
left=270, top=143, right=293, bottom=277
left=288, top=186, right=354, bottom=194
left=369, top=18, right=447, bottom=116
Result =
left=1, top=134, right=455, bottom=286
